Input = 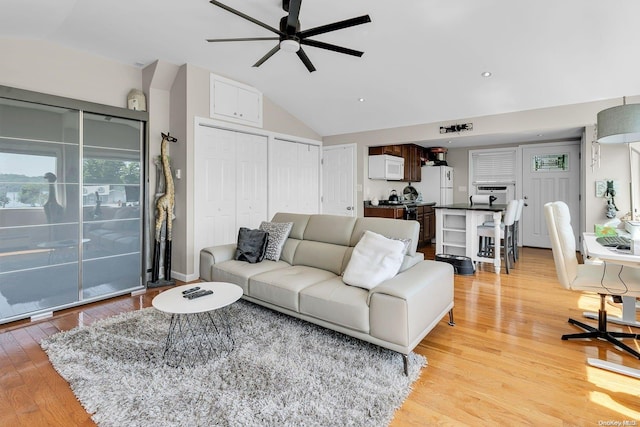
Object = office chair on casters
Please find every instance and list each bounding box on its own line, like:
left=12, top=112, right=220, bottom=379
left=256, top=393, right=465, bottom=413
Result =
left=544, top=201, right=640, bottom=359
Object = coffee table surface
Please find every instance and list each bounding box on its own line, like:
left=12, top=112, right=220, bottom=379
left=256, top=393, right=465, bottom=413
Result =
left=152, top=281, right=243, bottom=315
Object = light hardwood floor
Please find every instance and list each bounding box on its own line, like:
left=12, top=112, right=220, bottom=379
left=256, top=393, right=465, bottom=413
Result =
left=1, top=246, right=639, bottom=426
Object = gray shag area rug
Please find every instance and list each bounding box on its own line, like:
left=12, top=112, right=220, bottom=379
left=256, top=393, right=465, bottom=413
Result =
left=41, top=299, right=426, bottom=427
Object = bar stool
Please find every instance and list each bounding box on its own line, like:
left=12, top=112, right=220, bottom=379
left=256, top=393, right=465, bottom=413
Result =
left=482, top=199, right=524, bottom=262
left=470, top=194, right=496, bottom=257
left=512, top=199, right=524, bottom=261
left=477, top=199, right=518, bottom=273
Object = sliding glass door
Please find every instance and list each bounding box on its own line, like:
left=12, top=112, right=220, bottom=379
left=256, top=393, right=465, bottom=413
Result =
left=82, top=113, right=143, bottom=299
left=0, top=96, right=145, bottom=324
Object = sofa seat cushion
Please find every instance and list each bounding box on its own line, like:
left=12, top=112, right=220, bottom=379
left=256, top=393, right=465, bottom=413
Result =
left=212, top=260, right=290, bottom=294
left=299, top=277, right=370, bottom=333
left=249, top=266, right=337, bottom=312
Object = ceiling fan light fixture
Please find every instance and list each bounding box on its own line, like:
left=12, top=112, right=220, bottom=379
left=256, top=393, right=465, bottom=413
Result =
left=280, top=39, right=300, bottom=53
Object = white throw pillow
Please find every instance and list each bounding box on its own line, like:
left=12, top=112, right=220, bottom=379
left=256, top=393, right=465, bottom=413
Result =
left=343, top=230, right=405, bottom=290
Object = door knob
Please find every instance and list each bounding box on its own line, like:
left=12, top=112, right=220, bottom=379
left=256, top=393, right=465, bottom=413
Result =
left=346, top=206, right=352, bottom=210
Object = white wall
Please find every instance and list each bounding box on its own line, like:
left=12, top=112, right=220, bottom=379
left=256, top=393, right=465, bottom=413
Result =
left=0, top=39, right=141, bottom=108
left=583, top=124, right=633, bottom=231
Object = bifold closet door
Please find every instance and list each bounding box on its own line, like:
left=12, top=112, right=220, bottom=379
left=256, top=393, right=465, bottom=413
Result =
left=270, top=139, right=320, bottom=216
left=193, top=125, right=268, bottom=272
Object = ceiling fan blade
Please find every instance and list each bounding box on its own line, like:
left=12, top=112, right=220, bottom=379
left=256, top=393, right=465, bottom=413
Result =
left=298, top=15, right=371, bottom=39
left=209, top=0, right=284, bottom=36
left=207, top=37, right=280, bottom=42
left=253, top=44, right=281, bottom=67
left=286, top=0, right=302, bottom=34
left=300, top=39, right=364, bottom=57
left=296, top=48, right=316, bottom=73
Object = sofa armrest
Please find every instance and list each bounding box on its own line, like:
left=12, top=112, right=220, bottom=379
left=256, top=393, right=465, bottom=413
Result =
left=199, top=244, right=236, bottom=281
left=368, top=260, right=454, bottom=350
left=370, top=260, right=452, bottom=300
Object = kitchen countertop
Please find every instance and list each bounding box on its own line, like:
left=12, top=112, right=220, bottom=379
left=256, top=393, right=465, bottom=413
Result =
left=434, top=203, right=507, bottom=211
left=364, top=201, right=436, bottom=208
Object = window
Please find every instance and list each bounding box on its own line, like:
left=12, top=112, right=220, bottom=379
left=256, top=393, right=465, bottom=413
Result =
left=470, top=148, right=517, bottom=184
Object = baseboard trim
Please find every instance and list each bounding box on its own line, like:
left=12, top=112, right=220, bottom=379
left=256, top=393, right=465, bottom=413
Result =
left=170, top=271, right=200, bottom=283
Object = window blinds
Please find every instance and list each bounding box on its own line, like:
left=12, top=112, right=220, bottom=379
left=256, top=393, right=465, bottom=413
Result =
left=471, top=149, right=517, bottom=183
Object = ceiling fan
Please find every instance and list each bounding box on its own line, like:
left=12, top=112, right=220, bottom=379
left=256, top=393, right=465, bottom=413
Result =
left=206, top=0, right=371, bottom=72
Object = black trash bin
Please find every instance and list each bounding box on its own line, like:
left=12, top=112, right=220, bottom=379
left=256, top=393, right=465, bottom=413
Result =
left=435, top=254, right=475, bottom=275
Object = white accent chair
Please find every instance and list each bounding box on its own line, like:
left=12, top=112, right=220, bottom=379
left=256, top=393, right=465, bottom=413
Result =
left=544, top=201, right=640, bottom=359
left=477, top=199, right=518, bottom=274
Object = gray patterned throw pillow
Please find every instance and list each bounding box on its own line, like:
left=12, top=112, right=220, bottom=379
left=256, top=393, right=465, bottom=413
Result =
left=259, top=221, right=294, bottom=261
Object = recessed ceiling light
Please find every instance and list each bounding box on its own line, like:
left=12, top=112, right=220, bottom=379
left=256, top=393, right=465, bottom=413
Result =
left=481, top=71, right=492, bottom=78
left=358, top=98, right=365, bottom=102
left=448, top=140, right=452, bottom=144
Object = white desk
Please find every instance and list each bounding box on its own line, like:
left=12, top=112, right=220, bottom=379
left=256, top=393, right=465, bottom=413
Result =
left=582, top=232, right=640, bottom=328
left=582, top=233, right=640, bottom=380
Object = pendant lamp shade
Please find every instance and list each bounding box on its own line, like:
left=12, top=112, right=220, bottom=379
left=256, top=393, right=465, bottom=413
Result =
left=596, top=103, right=640, bottom=144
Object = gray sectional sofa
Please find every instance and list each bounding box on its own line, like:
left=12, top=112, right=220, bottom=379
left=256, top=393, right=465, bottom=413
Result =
left=199, top=212, right=454, bottom=373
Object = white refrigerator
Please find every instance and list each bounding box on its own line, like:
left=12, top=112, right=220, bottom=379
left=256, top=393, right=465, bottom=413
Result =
left=417, top=166, right=453, bottom=206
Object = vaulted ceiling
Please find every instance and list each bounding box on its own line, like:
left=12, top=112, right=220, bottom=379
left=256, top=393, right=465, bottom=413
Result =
left=2, top=0, right=640, bottom=138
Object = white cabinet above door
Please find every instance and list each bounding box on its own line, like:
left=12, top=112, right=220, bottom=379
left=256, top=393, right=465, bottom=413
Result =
left=210, top=74, right=263, bottom=128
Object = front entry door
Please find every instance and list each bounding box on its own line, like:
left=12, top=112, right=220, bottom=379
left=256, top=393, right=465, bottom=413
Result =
left=322, top=144, right=356, bottom=216
left=521, top=142, right=580, bottom=248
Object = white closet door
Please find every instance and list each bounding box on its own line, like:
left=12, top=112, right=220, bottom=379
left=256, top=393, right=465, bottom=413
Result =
left=195, top=126, right=237, bottom=248
left=298, top=143, right=320, bottom=214
left=270, top=139, right=299, bottom=215
left=236, top=132, right=268, bottom=229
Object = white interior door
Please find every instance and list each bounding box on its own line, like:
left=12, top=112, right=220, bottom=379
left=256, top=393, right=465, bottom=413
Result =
left=521, top=143, right=580, bottom=248
left=322, top=144, right=356, bottom=216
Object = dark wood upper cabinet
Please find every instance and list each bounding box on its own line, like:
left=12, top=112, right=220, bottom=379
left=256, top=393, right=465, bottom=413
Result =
left=402, top=144, right=421, bottom=182
left=368, top=145, right=403, bottom=157
left=368, top=144, right=422, bottom=182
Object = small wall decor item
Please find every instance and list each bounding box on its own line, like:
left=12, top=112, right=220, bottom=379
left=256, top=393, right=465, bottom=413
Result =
left=604, top=180, right=619, bottom=219
left=148, top=132, right=177, bottom=288
left=127, top=89, right=147, bottom=111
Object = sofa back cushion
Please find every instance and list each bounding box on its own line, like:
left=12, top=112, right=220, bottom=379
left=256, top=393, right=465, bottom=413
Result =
left=303, top=215, right=357, bottom=246
left=350, top=217, right=419, bottom=256
left=293, top=240, right=348, bottom=275
left=270, top=212, right=310, bottom=264
left=271, top=212, right=310, bottom=240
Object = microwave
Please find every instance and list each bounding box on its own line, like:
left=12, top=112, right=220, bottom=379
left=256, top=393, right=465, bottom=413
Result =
left=368, top=155, right=405, bottom=180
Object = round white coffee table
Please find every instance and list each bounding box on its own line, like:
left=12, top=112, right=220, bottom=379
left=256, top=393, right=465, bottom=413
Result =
left=152, top=282, right=243, bottom=367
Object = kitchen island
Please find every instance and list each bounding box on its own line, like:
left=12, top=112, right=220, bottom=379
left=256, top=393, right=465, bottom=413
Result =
left=364, top=201, right=436, bottom=246
left=434, top=203, right=507, bottom=274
